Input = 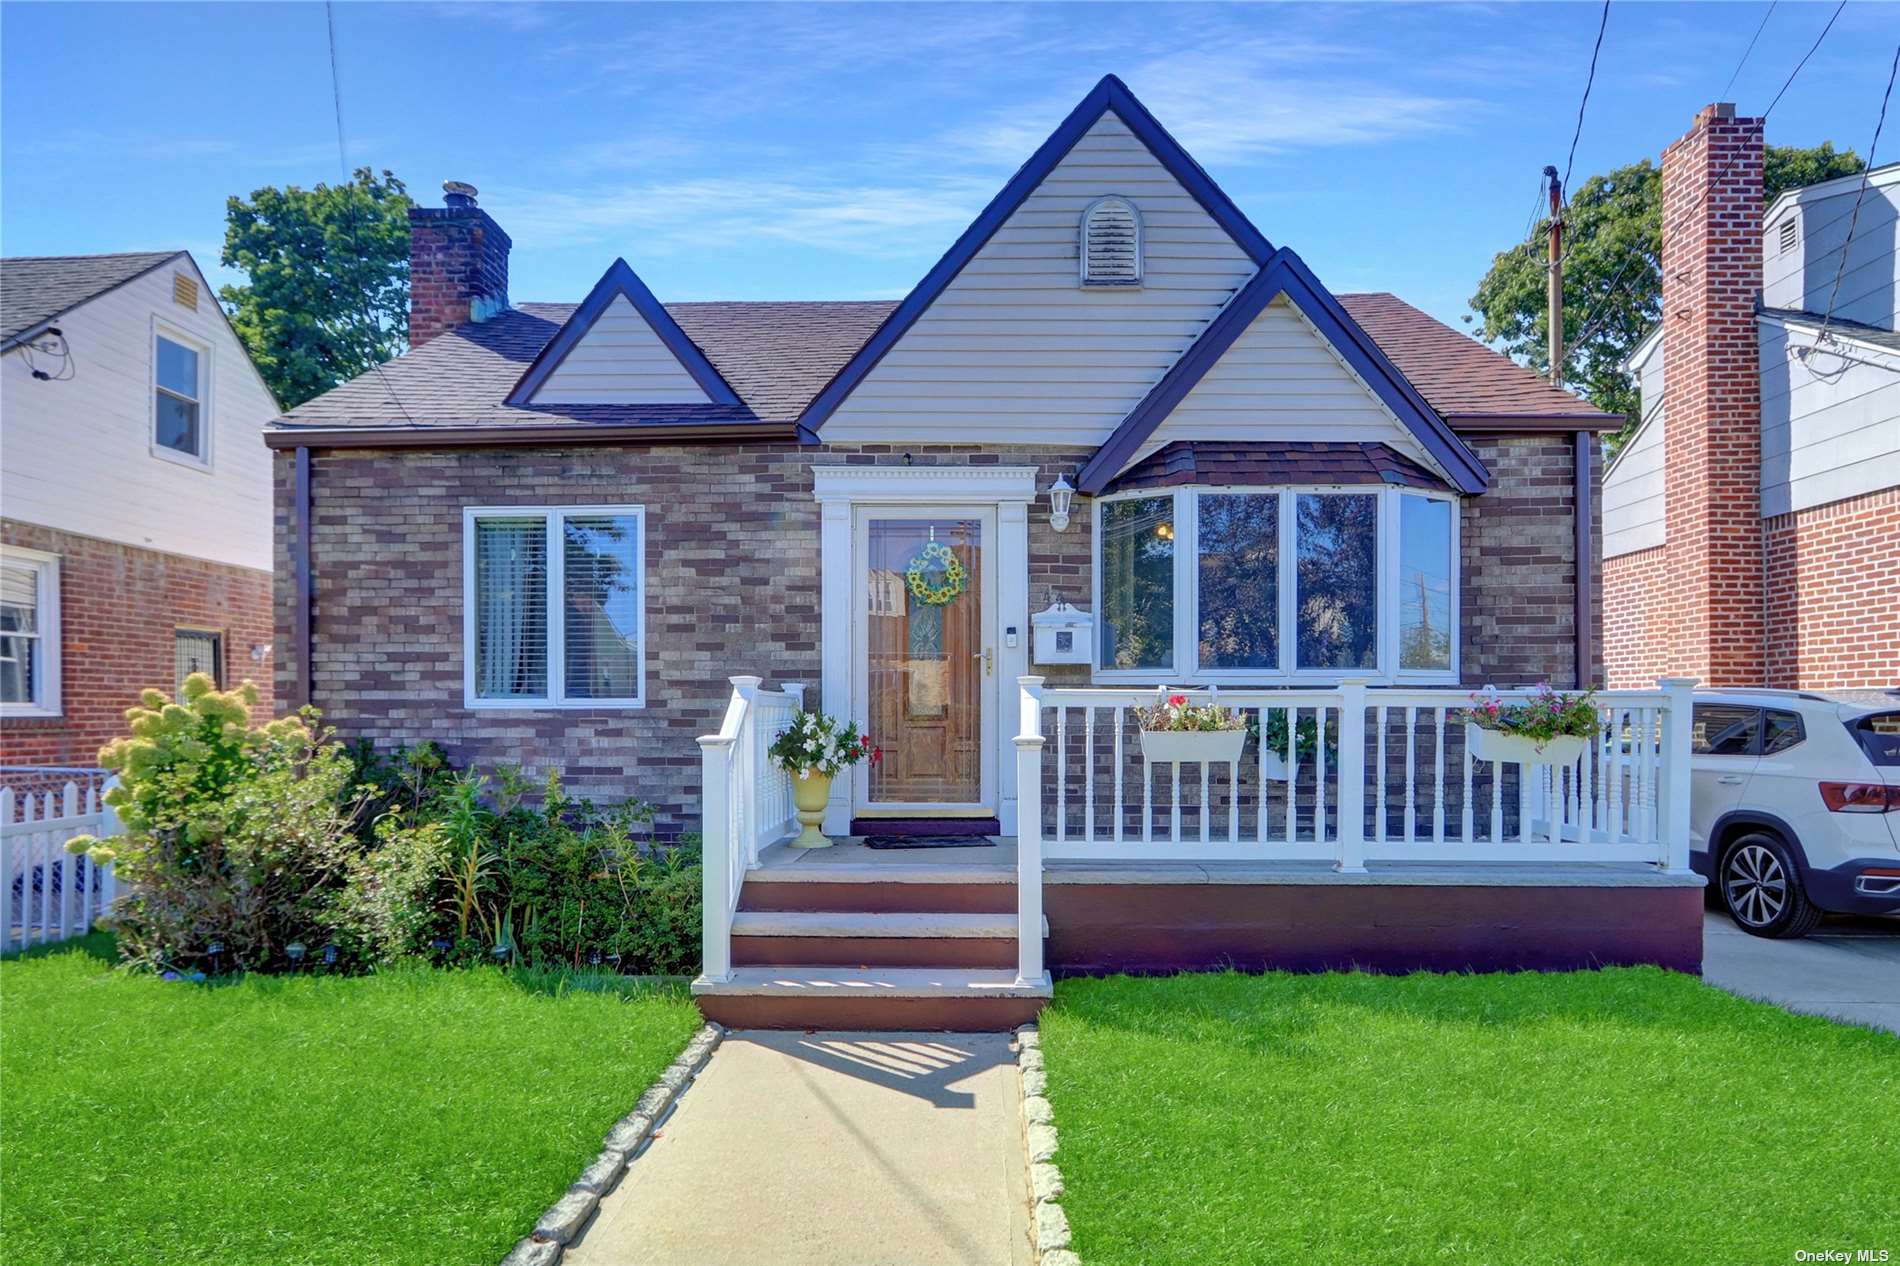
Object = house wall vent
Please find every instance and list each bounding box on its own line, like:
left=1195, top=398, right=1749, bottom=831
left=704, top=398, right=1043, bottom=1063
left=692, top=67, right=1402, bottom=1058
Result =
left=1080, top=195, right=1142, bottom=287
left=172, top=271, right=199, bottom=310
left=1778, top=217, right=1797, bottom=255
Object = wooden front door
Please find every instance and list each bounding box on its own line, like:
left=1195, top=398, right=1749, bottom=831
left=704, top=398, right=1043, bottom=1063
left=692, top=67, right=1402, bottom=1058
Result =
left=855, top=511, right=993, bottom=811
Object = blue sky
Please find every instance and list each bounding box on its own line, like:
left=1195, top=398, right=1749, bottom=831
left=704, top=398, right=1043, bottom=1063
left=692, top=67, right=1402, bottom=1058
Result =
left=2, top=2, right=1892, bottom=328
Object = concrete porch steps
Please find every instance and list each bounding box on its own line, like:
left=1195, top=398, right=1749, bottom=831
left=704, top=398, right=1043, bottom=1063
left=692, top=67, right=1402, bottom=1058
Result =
left=691, top=967, right=1052, bottom=1033
left=730, top=910, right=1037, bottom=969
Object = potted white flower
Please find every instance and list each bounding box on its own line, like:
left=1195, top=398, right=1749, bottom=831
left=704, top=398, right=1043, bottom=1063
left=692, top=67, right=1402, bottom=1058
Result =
left=768, top=710, right=880, bottom=848
left=1462, top=683, right=1599, bottom=766
left=1137, top=690, right=1248, bottom=766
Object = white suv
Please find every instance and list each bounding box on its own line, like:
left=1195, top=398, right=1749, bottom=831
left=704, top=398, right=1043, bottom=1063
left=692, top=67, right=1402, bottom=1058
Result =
left=1690, top=689, right=1900, bottom=937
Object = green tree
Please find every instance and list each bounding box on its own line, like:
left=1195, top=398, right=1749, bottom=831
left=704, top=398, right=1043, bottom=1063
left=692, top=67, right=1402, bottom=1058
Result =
left=219, top=169, right=411, bottom=409
left=1468, top=143, right=1863, bottom=452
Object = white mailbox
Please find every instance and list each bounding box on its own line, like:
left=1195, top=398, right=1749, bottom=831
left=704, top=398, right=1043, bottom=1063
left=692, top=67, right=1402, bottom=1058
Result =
left=1032, top=601, right=1094, bottom=666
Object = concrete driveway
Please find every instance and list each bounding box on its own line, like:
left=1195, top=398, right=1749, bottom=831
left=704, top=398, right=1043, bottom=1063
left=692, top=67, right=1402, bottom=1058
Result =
left=1701, top=910, right=1900, bottom=1034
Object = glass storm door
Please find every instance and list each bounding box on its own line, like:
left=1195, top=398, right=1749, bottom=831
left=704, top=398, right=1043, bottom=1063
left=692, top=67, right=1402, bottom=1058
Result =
left=856, top=511, right=993, bottom=811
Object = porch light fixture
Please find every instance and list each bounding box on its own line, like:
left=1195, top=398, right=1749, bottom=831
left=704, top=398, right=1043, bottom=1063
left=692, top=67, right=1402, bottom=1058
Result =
left=1049, top=474, right=1075, bottom=532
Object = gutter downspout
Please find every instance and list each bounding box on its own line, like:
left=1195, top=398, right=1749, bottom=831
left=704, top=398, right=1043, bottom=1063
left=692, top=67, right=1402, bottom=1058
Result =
left=1575, top=432, right=1594, bottom=689
left=292, top=446, right=312, bottom=710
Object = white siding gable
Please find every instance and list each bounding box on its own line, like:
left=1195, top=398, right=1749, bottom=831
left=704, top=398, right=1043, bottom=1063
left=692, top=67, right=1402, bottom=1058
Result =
left=1131, top=296, right=1439, bottom=471
left=1761, top=171, right=1899, bottom=328
left=821, top=111, right=1258, bottom=444
left=1603, top=405, right=1665, bottom=558
left=0, top=255, right=278, bottom=571
left=1758, top=316, right=1900, bottom=518
left=527, top=294, right=713, bottom=405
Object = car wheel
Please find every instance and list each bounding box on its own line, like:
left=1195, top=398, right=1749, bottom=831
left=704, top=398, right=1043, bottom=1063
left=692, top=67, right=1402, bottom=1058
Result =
left=1719, top=832, right=1823, bottom=939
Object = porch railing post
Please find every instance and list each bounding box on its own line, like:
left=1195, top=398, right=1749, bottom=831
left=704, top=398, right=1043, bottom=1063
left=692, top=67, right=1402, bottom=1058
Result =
left=698, top=732, right=734, bottom=982
left=1015, top=676, right=1046, bottom=984
left=1334, top=678, right=1368, bottom=873
left=1658, top=677, right=1697, bottom=873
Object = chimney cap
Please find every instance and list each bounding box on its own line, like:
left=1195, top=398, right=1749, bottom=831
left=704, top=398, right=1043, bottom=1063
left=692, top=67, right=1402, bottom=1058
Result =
left=442, top=180, right=479, bottom=208
left=1698, top=103, right=1737, bottom=122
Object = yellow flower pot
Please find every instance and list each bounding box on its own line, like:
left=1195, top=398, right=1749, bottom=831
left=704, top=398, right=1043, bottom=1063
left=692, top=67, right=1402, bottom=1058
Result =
left=791, top=771, right=834, bottom=849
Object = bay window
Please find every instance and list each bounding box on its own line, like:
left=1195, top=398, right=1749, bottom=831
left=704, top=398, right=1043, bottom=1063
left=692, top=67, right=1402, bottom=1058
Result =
left=463, top=506, right=645, bottom=708
left=1093, top=486, right=1458, bottom=682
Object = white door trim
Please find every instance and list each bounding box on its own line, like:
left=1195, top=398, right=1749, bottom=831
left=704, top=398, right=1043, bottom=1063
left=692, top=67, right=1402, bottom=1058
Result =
left=813, top=465, right=1036, bottom=834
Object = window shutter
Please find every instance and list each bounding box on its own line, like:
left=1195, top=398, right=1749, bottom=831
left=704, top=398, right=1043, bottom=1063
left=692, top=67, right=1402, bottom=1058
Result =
left=1081, top=196, right=1142, bottom=287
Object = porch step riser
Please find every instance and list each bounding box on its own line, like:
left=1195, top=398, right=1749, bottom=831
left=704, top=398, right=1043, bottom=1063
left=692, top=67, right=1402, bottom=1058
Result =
left=732, top=936, right=1018, bottom=969
left=696, top=993, right=1046, bottom=1033
left=737, top=880, right=1014, bottom=915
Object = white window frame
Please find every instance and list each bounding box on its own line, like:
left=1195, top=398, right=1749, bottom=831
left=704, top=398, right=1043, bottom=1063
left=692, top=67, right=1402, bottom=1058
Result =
left=1091, top=484, right=1460, bottom=686
left=151, top=319, right=213, bottom=470
left=461, top=505, right=647, bottom=710
left=0, top=546, right=62, bottom=718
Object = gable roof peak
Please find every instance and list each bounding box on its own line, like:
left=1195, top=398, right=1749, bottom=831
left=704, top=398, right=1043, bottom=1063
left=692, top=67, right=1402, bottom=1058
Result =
left=505, top=256, right=741, bottom=408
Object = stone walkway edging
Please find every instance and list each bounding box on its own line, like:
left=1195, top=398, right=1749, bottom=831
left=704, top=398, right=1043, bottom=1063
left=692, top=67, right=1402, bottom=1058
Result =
left=1015, top=1024, right=1081, bottom=1266
left=500, top=1022, right=725, bottom=1266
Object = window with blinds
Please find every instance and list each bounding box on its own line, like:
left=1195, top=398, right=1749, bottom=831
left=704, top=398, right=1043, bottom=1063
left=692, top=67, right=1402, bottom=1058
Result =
left=1, top=561, right=44, bottom=706
left=1080, top=195, right=1142, bottom=287
left=174, top=629, right=223, bottom=698
left=467, top=507, right=644, bottom=706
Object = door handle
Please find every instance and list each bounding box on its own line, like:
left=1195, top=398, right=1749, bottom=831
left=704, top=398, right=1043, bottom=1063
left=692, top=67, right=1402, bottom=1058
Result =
left=974, top=647, right=993, bottom=676
left=1716, top=774, right=1746, bottom=785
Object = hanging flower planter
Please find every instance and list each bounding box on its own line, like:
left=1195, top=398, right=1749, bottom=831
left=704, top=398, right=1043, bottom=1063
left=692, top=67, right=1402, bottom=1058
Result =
left=1461, top=684, right=1599, bottom=767
left=1137, top=692, right=1248, bottom=765
left=1259, top=750, right=1297, bottom=782
left=1464, top=724, right=1586, bottom=767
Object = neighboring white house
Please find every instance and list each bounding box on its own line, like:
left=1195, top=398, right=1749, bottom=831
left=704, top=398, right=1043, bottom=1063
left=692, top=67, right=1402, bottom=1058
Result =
left=1, top=250, right=281, bottom=764
left=1605, top=147, right=1900, bottom=689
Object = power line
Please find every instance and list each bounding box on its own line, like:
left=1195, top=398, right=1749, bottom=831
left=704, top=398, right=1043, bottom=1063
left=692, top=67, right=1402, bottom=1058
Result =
left=1816, top=41, right=1899, bottom=341
left=1562, top=0, right=1612, bottom=199
left=1721, top=2, right=1777, bottom=101
left=1562, top=0, right=1847, bottom=369
left=323, top=0, right=414, bottom=426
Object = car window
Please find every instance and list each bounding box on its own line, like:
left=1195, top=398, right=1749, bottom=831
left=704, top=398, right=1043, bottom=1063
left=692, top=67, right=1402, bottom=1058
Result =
left=1762, top=709, right=1805, bottom=755
left=1850, top=712, right=1900, bottom=767
left=1692, top=704, right=1760, bottom=756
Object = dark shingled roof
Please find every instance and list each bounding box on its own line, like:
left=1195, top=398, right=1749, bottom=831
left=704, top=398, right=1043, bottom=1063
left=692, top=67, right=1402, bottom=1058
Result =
left=274, top=290, right=1613, bottom=434
left=1, top=251, right=183, bottom=350
left=1109, top=440, right=1451, bottom=493
left=1761, top=306, right=1900, bottom=353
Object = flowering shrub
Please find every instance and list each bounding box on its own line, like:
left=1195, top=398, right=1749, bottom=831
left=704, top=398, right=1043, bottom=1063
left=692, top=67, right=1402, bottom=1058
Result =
left=1463, top=684, right=1601, bottom=746
left=768, top=709, right=881, bottom=778
left=1137, top=692, right=1247, bottom=733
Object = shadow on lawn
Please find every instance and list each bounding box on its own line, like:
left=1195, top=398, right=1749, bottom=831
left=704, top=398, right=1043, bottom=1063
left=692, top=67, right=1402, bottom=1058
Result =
left=1046, top=965, right=1898, bottom=1057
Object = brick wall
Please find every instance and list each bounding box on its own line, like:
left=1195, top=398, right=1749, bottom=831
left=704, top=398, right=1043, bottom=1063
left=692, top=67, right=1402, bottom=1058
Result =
left=276, top=434, right=1593, bottom=834
left=1606, top=104, right=1767, bottom=689
left=1764, top=487, right=1900, bottom=688
left=408, top=202, right=511, bottom=348
left=1, top=520, right=274, bottom=766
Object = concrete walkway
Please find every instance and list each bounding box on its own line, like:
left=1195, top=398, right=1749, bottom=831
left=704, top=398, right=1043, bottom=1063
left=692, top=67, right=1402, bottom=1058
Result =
left=1702, top=910, right=1900, bottom=1034
left=563, top=1030, right=1033, bottom=1266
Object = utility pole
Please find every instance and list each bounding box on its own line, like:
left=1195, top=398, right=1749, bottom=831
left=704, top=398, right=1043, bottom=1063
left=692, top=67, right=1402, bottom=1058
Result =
left=1545, top=164, right=1564, bottom=387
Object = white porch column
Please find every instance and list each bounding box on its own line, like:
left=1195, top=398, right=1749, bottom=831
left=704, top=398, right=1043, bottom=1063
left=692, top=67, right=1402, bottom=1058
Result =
left=817, top=498, right=853, bottom=835
left=1015, top=676, right=1046, bottom=984
left=997, top=499, right=1031, bottom=835
left=1658, top=676, right=1697, bottom=873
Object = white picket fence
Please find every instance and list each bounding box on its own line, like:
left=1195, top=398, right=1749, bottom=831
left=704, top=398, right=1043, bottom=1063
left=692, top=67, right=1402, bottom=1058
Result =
left=1, top=777, right=119, bottom=952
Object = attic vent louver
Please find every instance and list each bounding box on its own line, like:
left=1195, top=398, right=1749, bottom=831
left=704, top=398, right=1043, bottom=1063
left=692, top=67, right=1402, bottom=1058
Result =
left=1080, top=196, right=1141, bottom=287
left=1778, top=217, right=1798, bottom=255
left=172, top=272, right=199, bottom=310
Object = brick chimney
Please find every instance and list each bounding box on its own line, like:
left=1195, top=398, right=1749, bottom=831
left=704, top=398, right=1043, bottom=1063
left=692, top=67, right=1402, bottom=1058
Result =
left=1660, top=103, right=1765, bottom=685
left=408, top=180, right=511, bottom=348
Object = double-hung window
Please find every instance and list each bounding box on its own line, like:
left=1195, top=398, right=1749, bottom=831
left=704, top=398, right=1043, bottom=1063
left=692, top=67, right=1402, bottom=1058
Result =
left=463, top=506, right=646, bottom=708
left=153, top=325, right=210, bottom=466
left=1095, top=486, right=1458, bottom=683
left=0, top=548, right=61, bottom=717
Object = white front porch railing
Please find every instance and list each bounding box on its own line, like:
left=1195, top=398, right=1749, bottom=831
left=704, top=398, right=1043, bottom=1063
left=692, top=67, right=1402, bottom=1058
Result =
left=1, top=776, right=121, bottom=952
left=698, top=676, right=805, bottom=980
left=1011, top=677, right=1696, bottom=984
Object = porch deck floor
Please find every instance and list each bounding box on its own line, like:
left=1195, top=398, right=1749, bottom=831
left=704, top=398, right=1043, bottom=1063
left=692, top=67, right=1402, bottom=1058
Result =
left=751, top=840, right=1704, bottom=887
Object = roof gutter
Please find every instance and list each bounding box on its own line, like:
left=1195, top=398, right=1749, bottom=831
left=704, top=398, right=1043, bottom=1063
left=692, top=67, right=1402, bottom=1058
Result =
left=262, top=421, right=799, bottom=450
left=1444, top=412, right=1623, bottom=432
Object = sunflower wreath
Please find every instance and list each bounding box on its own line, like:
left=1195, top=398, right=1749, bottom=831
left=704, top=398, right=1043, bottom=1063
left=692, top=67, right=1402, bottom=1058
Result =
left=904, top=541, right=967, bottom=606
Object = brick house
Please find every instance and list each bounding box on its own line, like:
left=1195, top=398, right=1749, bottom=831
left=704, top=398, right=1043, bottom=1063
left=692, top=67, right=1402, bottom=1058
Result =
left=270, top=78, right=1708, bottom=1023
left=1604, top=106, right=1900, bottom=690
left=1, top=252, right=278, bottom=768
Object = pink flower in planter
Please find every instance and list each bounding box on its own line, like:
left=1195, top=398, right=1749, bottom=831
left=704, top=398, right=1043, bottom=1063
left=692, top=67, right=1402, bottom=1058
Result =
left=1168, top=694, right=1188, bottom=709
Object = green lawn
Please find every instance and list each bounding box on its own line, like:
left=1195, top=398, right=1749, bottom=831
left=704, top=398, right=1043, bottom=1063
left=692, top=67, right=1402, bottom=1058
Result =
left=0, top=939, right=703, bottom=1266
left=1041, top=969, right=1899, bottom=1266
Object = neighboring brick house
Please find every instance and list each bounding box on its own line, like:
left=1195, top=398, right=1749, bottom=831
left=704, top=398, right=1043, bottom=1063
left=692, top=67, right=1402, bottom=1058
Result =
left=1, top=252, right=279, bottom=767
left=269, top=76, right=1619, bottom=836
left=1604, top=105, right=1900, bottom=689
